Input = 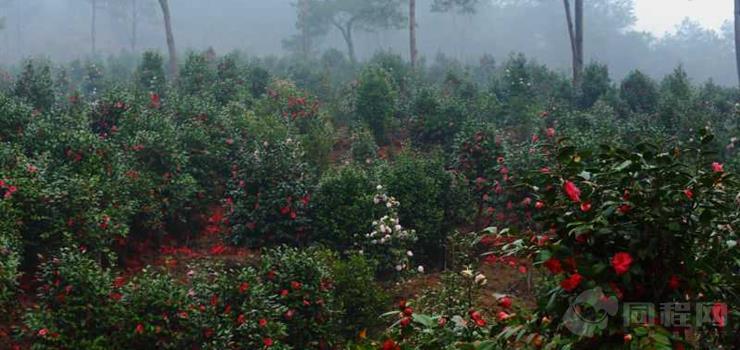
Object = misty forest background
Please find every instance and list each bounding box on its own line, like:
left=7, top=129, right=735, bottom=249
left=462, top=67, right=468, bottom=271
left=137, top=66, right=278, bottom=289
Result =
left=0, top=0, right=735, bottom=85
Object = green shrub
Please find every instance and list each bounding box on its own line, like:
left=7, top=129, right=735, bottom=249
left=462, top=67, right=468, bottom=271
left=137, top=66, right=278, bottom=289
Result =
left=355, top=66, right=397, bottom=145
left=178, top=52, right=216, bottom=97
left=330, top=253, right=390, bottom=339
left=620, top=69, right=659, bottom=114
left=487, top=129, right=738, bottom=349
left=260, top=246, right=339, bottom=349
left=380, top=153, right=472, bottom=267
left=186, top=263, right=290, bottom=350
left=214, top=53, right=251, bottom=105
left=410, top=88, right=468, bottom=149
left=22, top=247, right=117, bottom=349
left=350, top=126, right=379, bottom=165
left=0, top=92, right=34, bottom=143
left=578, top=62, right=612, bottom=109
left=228, top=137, right=313, bottom=246
left=355, top=185, right=419, bottom=275
left=135, top=51, right=166, bottom=95
left=113, top=269, right=196, bottom=349
left=14, top=59, right=55, bottom=112
left=311, top=165, right=376, bottom=250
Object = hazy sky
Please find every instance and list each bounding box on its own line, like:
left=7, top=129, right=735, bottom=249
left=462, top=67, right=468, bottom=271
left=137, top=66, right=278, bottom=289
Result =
left=634, top=0, right=732, bottom=35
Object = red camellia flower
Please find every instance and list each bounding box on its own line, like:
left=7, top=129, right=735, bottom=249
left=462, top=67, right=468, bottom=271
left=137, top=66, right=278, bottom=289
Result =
left=210, top=244, right=227, bottom=255
left=711, top=162, right=724, bottom=173
left=683, top=188, right=694, bottom=200
left=239, top=282, right=250, bottom=293
left=280, top=206, right=291, bottom=215
left=284, top=309, right=295, bottom=320
left=150, top=93, right=161, bottom=109
left=546, top=128, right=556, bottom=138
left=258, top=318, right=268, bottom=328
left=618, top=204, right=631, bottom=214
left=610, top=252, right=633, bottom=275
left=38, top=328, right=49, bottom=337
left=382, top=339, right=401, bottom=350
left=580, top=201, right=592, bottom=212
left=403, top=307, right=413, bottom=316
left=236, top=314, right=246, bottom=325
left=560, top=273, right=583, bottom=292
left=135, top=324, right=144, bottom=334
left=498, top=296, right=512, bottom=309
left=668, top=275, right=681, bottom=290
left=544, top=258, right=563, bottom=274
left=711, top=303, right=726, bottom=328
left=563, top=181, right=582, bottom=203
left=535, top=201, right=545, bottom=209
left=113, top=276, right=126, bottom=288
left=263, top=337, right=274, bottom=347
left=399, top=317, right=411, bottom=328
left=290, top=281, right=302, bottom=290
left=496, top=311, right=510, bottom=322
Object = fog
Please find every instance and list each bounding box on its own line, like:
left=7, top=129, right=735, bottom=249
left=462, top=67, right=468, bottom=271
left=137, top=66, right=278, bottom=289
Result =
left=0, top=0, right=736, bottom=84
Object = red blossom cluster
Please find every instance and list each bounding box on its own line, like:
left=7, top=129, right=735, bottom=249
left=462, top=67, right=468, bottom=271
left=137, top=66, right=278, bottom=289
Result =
left=0, top=179, right=18, bottom=200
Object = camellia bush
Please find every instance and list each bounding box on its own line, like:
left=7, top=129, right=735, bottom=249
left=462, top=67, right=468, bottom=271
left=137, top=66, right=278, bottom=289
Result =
left=311, top=165, right=377, bottom=250
left=484, top=129, right=739, bottom=349
left=227, top=137, right=313, bottom=246
left=355, top=185, right=419, bottom=275
left=260, top=246, right=339, bottom=349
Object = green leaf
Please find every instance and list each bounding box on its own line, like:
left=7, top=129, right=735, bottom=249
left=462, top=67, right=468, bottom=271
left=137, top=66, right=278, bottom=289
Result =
left=412, top=313, right=434, bottom=328
left=613, top=160, right=633, bottom=172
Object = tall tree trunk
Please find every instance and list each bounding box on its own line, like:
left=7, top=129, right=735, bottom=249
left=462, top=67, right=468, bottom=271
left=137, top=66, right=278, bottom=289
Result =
left=299, top=0, right=310, bottom=56
left=158, top=0, right=177, bottom=78
left=735, top=0, right=740, bottom=86
left=563, top=0, right=583, bottom=89
left=334, top=20, right=356, bottom=64
left=409, top=0, right=418, bottom=68
left=91, top=0, right=97, bottom=55
left=344, top=27, right=355, bottom=64
left=574, top=0, right=583, bottom=89
left=131, top=0, right=137, bottom=52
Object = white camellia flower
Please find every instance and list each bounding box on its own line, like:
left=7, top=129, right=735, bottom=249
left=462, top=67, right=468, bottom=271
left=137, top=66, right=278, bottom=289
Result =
left=475, top=273, right=487, bottom=286
left=377, top=185, right=383, bottom=190
left=417, top=266, right=424, bottom=273
left=395, top=264, right=403, bottom=271
left=394, top=224, right=402, bottom=232
left=461, top=269, right=474, bottom=278
left=386, top=202, right=392, bottom=208
left=373, top=197, right=380, bottom=204
left=406, top=250, right=413, bottom=257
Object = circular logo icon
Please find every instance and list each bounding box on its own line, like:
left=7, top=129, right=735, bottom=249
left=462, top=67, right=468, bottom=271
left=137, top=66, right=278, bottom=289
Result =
left=563, top=287, right=618, bottom=337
